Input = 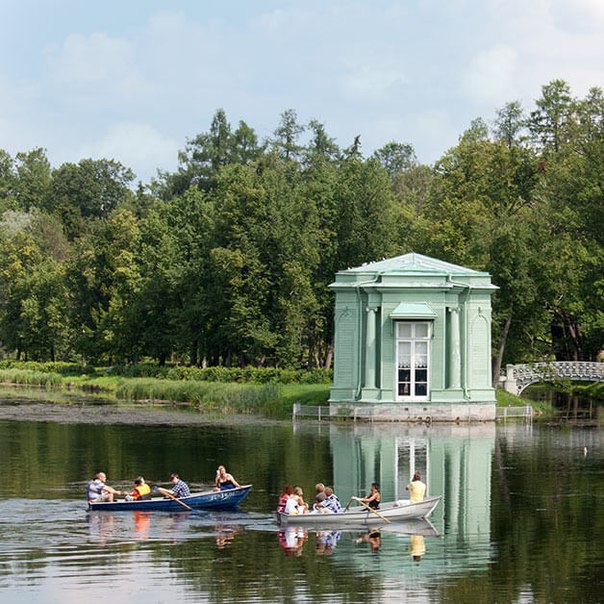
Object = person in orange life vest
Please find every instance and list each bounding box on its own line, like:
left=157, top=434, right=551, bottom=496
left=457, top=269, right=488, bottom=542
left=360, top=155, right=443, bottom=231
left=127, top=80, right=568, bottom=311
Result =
left=127, top=476, right=152, bottom=501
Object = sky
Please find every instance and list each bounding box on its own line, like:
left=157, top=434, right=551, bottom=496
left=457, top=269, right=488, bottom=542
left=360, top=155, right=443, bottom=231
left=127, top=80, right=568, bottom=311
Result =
left=2, top=0, right=604, bottom=183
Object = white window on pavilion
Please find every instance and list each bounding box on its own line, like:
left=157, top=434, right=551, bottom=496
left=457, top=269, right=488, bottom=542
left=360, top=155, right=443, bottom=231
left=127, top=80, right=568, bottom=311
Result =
left=396, top=322, right=430, bottom=400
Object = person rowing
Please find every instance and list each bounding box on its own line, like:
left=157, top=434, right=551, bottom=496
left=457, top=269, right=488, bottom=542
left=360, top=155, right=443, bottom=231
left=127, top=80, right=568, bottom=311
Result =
left=352, top=482, right=381, bottom=509
left=158, top=473, right=191, bottom=499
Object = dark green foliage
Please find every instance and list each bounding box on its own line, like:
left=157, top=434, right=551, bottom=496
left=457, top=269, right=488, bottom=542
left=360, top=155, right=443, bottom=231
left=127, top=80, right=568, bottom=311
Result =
left=0, top=86, right=602, bottom=370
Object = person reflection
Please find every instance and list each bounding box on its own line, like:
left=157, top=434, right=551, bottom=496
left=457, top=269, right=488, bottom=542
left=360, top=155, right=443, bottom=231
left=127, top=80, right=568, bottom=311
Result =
left=356, top=528, right=381, bottom=552
left=215, top=525, right=240, bottom=549
left=133, top=511, right=151, bottom=540
left=166, top=511, right=188, bottom=543
left=86, top=512, right=115, bottom=546
left=407, top=534, right=426, bottom=563
left=278, top=527, right=307, bottom=556
left=315, top=530, right=341, bottom=555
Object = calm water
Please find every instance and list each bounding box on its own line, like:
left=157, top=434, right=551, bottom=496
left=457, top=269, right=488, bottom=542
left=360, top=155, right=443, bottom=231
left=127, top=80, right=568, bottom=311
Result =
left=0, top=393, right=603, bottom=603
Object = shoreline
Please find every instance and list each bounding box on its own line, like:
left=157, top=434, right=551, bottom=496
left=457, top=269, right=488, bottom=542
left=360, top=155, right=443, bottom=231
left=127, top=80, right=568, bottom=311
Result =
left=0, top=388, right=285, bottom=427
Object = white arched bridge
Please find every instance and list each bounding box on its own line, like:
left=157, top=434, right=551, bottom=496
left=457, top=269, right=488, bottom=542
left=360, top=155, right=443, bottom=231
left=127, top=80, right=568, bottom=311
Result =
left=502, top=361, right=604, bottom=395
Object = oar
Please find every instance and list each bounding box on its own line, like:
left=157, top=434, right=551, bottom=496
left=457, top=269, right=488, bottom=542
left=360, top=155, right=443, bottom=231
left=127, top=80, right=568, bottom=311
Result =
left=344, top=498, right=354, bottom=512
left=353, top=497, right=391, bottom=524
left=157, top=487, right=193, bottom=511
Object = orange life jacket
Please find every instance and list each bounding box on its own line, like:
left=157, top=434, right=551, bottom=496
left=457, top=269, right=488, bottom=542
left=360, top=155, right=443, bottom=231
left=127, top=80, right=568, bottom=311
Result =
left=134, top=483, right=151, bottom=499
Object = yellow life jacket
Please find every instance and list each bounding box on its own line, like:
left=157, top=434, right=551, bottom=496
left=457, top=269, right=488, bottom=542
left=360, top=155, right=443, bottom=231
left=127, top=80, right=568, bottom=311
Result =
left=134, top=483, right=151, bottom=499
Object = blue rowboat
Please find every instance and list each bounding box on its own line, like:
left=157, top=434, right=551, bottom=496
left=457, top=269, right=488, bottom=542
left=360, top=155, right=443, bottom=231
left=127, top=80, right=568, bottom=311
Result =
left=88, top=484, right=252, bottom=512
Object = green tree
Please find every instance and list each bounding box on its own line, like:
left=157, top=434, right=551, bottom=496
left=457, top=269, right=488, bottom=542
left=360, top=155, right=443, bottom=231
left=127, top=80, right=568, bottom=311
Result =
left=529, top=79, right=576, bottom=154
left=48, top=158, right=135, bottom=238
left=272, top=109, right=305, bottom=161
left=14, top=148, right=52, bottom=211
left=0, top=218, right=72, bottom=361
left=373, top=141, right=417, bottom=179
left=493, top=101, right=526, bottom=148
left=333, top=156, right=398, bottom=270
left=162, top=109, right=263, bottom=197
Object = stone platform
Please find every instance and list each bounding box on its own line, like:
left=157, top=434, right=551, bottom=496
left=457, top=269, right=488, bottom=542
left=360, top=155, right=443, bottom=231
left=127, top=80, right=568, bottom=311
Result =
left=329, top=402, right=496, bottom=422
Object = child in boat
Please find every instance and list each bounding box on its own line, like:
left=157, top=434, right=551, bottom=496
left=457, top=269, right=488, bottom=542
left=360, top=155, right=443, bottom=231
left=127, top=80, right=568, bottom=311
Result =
left=284, top=486, right=308, bottom=514
left=125, top=476, right=152, bottom=501
left=323, top=487, right=343, bottom=513
left=277, top=484, right=294, bottom=513
left=293, top=486, right=309, bottom=513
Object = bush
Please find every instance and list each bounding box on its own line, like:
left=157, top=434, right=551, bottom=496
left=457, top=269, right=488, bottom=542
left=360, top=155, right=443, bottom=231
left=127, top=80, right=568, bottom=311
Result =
left=164, top=365, right=332, bottom=385
left=0, top=360, right=94, bottom=376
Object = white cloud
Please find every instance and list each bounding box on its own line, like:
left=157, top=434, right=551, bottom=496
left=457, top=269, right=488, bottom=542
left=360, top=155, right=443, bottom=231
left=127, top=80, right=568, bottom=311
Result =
left=462, top=45, right=518, bottom=105
left=79, top=122, right=179, bottom=182
left=340, top=64, right=409, bottom=103
left=3, top=0, right=604, bottom=178
left=46, top=33, right=136, bottom=85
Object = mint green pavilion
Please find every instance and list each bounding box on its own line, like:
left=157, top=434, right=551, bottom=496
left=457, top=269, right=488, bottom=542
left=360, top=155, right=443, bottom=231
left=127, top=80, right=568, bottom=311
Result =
left=329, top=253, right=498, bottom=421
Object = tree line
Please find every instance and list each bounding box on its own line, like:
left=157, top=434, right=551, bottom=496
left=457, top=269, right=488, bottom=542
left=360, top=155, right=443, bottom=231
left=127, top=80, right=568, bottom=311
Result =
left=0, top=80, right=602, bottom=381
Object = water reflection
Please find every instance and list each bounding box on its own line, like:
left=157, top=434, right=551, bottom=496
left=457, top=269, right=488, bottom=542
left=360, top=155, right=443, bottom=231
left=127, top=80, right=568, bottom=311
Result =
left=315, top=530, right=341, bottom=555
left=278, top=527, right=308, bottom=556
left=356, top=528, right=382, bottom=552
left=329, top=422, right=495, bottom=569
left=1, top=394, right=603, bottom=603
left=408, top=534, right=425, bottom=562
left=522, top=385, right=601, bottom=425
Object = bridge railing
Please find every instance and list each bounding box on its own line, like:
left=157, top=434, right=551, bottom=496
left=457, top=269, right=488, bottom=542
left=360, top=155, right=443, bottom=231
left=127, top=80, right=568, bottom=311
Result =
left=502, top=361, right=604, bottom=395
left=496, top=405, right=533, bottom=421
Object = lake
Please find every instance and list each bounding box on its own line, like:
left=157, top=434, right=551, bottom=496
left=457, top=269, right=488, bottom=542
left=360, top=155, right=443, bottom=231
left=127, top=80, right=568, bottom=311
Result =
left=0, top=390, right=602, bottom=603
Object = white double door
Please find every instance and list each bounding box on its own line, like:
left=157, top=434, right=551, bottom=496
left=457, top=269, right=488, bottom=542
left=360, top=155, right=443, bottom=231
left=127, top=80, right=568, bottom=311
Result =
left=396, top=322, right=430, bottom=400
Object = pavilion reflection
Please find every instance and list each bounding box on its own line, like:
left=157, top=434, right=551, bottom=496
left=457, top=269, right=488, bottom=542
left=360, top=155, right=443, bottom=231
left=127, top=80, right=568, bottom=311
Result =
left=329, top=422, right=495, bottom=559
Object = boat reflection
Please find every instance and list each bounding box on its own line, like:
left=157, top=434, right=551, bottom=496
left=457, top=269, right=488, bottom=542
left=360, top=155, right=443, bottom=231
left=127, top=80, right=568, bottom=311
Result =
left=86, top=510, right=243, bottom=547
left=277, top=518, right=438, bottom=557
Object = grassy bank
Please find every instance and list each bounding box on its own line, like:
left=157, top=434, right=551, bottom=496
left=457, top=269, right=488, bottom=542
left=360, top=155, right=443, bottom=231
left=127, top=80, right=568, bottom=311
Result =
left=495, top=388, right=554, bottom=417
left=4, top=362, right=598, bottom=420
left=0, top=368, right=64, bottom=388
left=0, top=365, right=330, bottom=418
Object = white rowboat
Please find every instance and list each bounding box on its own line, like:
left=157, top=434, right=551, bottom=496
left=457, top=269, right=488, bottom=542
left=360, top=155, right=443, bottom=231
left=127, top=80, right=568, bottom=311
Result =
left=278, top=495, right=441, bottom=527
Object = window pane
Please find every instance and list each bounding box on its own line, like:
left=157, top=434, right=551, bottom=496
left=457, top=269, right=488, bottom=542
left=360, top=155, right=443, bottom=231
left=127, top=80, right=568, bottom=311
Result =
left=398, top=383, right=411, bottom=396
left=415, top=341, right=428, bottom=355
left=415, top=369, right=427, bottom=382
left=415, top=383, right=427, bottom=396
left=397, top=323, right=412, bottom=338
left=398, top=369, right=411, bottom=382
left=398, top=342, right=411, bottom=367
left=415, top=355, right=428, bottom=368
left=415, top=323, right=429, bottom=338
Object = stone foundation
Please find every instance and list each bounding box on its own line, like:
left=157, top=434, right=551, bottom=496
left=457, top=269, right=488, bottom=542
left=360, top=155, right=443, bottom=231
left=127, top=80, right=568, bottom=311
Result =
left=329, top=402, right=496, bottom=422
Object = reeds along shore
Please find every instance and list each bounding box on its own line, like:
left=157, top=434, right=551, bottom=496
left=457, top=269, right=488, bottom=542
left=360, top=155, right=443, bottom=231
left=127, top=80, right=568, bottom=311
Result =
left=0, top=366, right=331, bottom=417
